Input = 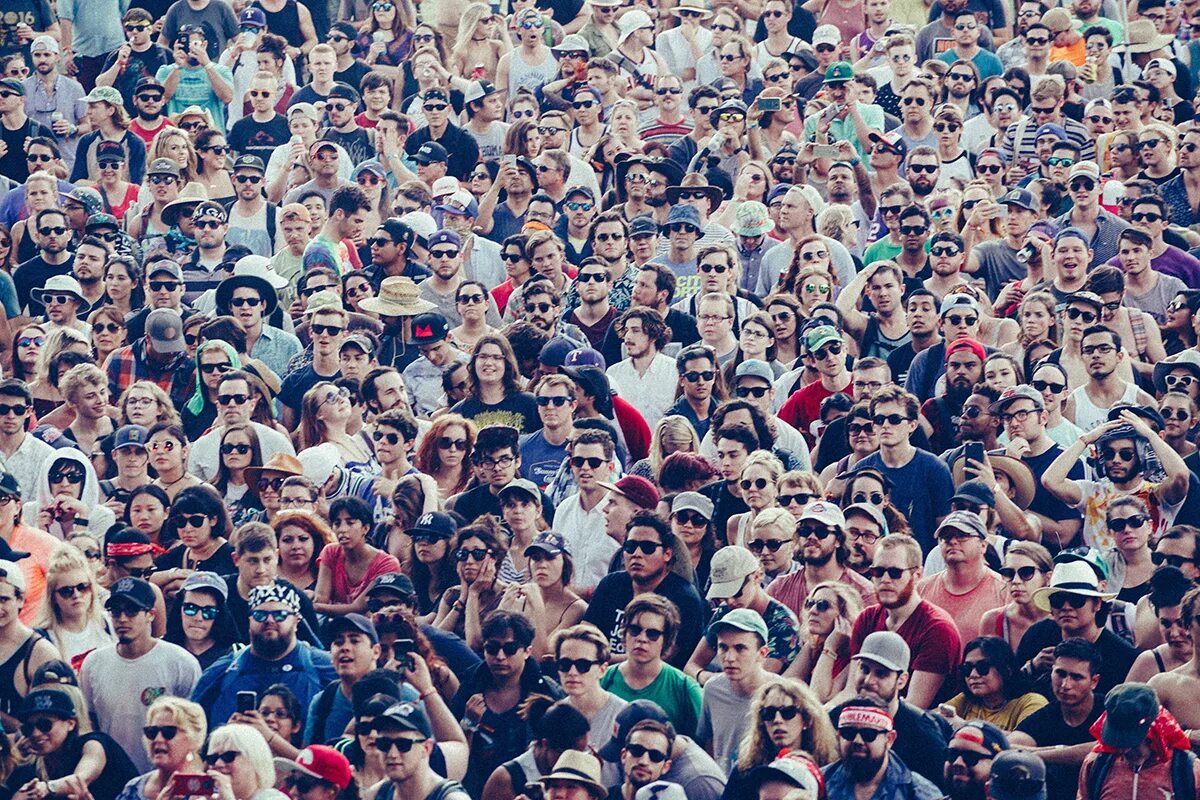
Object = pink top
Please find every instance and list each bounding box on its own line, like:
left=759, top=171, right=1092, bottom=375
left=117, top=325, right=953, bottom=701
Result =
left=916, top=570, right=1008, bottom=648
left=317, top=543, right=400, bottom=604
left=818, top=0, right=867, bottom=45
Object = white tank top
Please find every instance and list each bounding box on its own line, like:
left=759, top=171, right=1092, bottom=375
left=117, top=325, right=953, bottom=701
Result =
left=507, top=47, right=559, bottom=97
left=1069, top=382, right=1140, bottom=432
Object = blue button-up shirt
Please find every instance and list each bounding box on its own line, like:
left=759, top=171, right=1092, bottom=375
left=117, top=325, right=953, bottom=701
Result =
left=823, top=753, right=943, bottom=800
left=22, top=74, right=86, bottom=172
left=249, top=324, right=302, bottom=380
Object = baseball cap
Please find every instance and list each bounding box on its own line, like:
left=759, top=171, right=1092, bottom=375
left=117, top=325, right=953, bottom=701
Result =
left=30, top=35, right=59, bottom=54
left=798, top=501, right=845, bottom=528
left=146, top=309, right=185, bottom=354
left=564, top=348, right=607, bottom=369
left=988, top=751, right=1046, bottom=800
left=147, top=158, right=181, bottom=177
left=365, top=573, right=416, bottom=600
left=376, top=702, right=433, bottom=738
left=113, top=424, right=150, bottom=452
left=524, top=531, right=567, bottom=558
left=325, top=612, right=379, bottom=644
left=708, top=607, right=769, bottom=644
left=747, top=756, right=822, bottom=797
left=844, top=502, right=887, bottom=531
left=598, top=476, right=659, bottom=511
left=998, top=188, right=1038, bottom=212
left=629, top=216, right=658, bottom=237
left=813, top=24, right=840, bottom=47
left=20, top=689, right=75, bottom=721
left=147, top=260, right=183, bottom=280
left=239, top=7, right=267, bottom=27
left=804, top=325, right=841, bottom=353
left=233, top=154, right=266, bottom=173
left=824, top=61, right=854, bottom=83
left=498, top=478, right=541, bottom=503
left=946, top=337, right=986, bottom=363
left=734, top=359, right=774, bottom=385
left=940, top=293, right=980, bottom=317
left=706, top=547, right=759, bottom=600
left=852, top=631, right=911, bottom=672
left=409, top=512, right=458, bottom=540
left=539, top=337, right=576, bottom=368
left=339, top=334, right=375, bottom=357
left=868, top=129, right=908, bottom=158
left=0, top=79, right=25, bottom=97
left=327, top=82, right=360, bottom=103
left=671, top=492, right=713, bottom=519
left=179, top=570, right=228, bottom=601
left=952, top=480, right=996, bottom=507
left=463, top=79, right=497, bottom=106
left=428, top=229, right=461, bottom=250
left=599, top=700, right=670, bottom=761
left=274, top=746, right=353, bottom=790
left=415, top=142, right=449, bottom=164
left=991, top=384, right=1046, bottom=415
left=935, top=509, right=989, bottom=540
left=106, top=577, right=155, bottom=611
left=1100, top=683, right=1159, bottom=748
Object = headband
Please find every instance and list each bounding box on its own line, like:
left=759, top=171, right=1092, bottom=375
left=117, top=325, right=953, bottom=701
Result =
left=837, top=706, right=894, bottom=731
left=249, top=583, right=301, bottom=612
left=106, top=542, right=165, bottom=558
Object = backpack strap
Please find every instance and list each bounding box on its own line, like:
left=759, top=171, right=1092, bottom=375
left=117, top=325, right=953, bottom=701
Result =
left=426, top=780, right=467, bottom=800
left=309, top=679, right=342, bottom=745
left=502, top=760, right=527, bottom=794
left=1171, top=748, right=1196, bottom=800
left=1085, top=751, right=1115, bottom=800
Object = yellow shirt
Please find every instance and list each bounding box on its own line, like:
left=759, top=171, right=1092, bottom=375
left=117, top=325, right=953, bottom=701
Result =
left=947, top=692, right=1048, bottom=731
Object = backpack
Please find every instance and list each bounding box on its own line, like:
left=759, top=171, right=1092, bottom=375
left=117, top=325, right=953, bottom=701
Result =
left=1084, top=748, right=1196, bottom=800
left=376, top=777, right=466, bottom=800
left=219, top=197, right=277, bottom=251
left=308, top=679, right=342, bottom=745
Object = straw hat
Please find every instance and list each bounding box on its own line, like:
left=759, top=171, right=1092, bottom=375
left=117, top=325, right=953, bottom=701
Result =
left=950, top=453, right=1036, bottom=510
left=1115, top=19, right=1173, bottom=53
left=161, top=182, right=210, bottom=226
left=359, top=277, right=436, bottom=317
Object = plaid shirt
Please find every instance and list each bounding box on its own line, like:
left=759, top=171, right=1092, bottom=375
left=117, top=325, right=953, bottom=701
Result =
left=104, top=339, right=194, bottom=405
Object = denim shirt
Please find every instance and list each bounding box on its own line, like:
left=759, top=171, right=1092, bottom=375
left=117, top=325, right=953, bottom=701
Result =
left=822, top=753, right=944, bottom=800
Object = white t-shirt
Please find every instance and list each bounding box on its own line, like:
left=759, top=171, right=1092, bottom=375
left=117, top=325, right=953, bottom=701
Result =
left=80, top=641, right=201, bottom=773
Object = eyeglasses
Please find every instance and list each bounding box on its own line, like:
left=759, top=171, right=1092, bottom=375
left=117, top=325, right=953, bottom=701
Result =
left=902, top=97, right=927, bottom=106
left=423, top=102, right=448, bottom=112
left=374, top=737, right=426, bottom=754
left=1131, top=211, right=1163, bottom=223
left=26, top=153, right=53, bottom=163
left=959, top=660, right=993, bottom=678
left=301, top=284, right=335, bottom=297
left=672, top=511, right=709, bottom=526
left=173, top=514, right=209, bottom=529
left=683, top=370, right=715, bottom=383
left=899, top=224, right=928, bottom=235
left=811, top=342, right=843, bottom=360
left=779, top=492, right=813, bottom=506
left=999, top=565, right=1040, bottom=582
left=840, top=727, right=885, bottom=743
left=945, top=314, right=978, bottom=327
left=477, top=454, right=515, bottom=469
left=220, top=443, right=252, bottom=456
left=49, top=470, right=84, bottom=485
left=143, top=726, right=178, bottom=740
left=311, top=324, right=345, bottom=336
left=799, top=524, right=835, bottom=540
left=1080, top=343, right=1116, bottom=356
left=235, top=174, right=262, bottom=184
left=740, top=477, right=770, bottom=491
left=55, top=582, right=91, bottom=599
left=250, top=609, right=295, bottom=623
left=1065, top=307, right=1098, bottom=322
left=872, top=413, right=910, bottom=426
left=947, top=749, right=990, bottom=768
left=847, top=421, right=875, bottom=435
left=181, top=601, right=220, bottom=622
left=1108, top=514, right=1147, bottom=532
left=1048, top=592, right=1090, bottom=610
left=1162, top=407, right=1192, bottom=421
left=194, top=220, right=222, bottom=230
left=1153, top=551, right=1196, bottom=568
left=257, top=477, right=285, bottom=493
left=21, top=718, right=56, bottom=737
left=149, top=175, right=177, bottom=185
left=866, top=565, right=914, bottom=580
left=149, top=281, right=181, bottom=292
left=736, top=386, right=769, bottom=400
left=456, top=547, right=491, bottom=562
left=699, top=262, right=729, bottom=274
left=430, top=248, right=459, bottom=259
left=748, top=538, right=788, bottom=554
left=624, top=623, right=664, bottom=641
left=528, top=301, right=554, bottom=315
left=536, top=395, right=571, bottom=408
left=623, top=540, right=665, bottom=555
left=38, top=226, right=67, bottom=236
left=483, top=639, right=522, bottom=656
left=218, top=393, right=249, bottom=406
left=1101, top=446, right=1136, bottom=462
left=557, top=657, right=599, bottom=674
left=571, top=455, right=606, bottom=469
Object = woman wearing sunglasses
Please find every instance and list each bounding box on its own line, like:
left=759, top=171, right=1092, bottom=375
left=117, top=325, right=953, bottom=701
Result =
left=163, top=571, right=239, bottom=670
left=413, top=414, right=477, bottom=502
left=726, top=678, right=837, bottom=797
left=433, top=517, right=511, bottom=650
left=314, top=497, right=400, bottom=616
left=355, top=0, right=417, bottom=77
left=1105, top=496, right=1157, bottom=604
left=726, top=450, right=784, bottom=549
left=201, top=724, right=288, bottom=800
left=181, top=341, right=241, bottom=443
left=1163, top=290, right=1200, bottom=355
left=299, top=382, right=373, bottom=470
left=818, top=403, right=878, bottom=491
left=450, top=280, right=499, bottom=354
left=940, top=636, right=1047, bottom=731
left=9, top=687, right=138, bottom=800
left=117, top=696, right=207, bottom=800
left=34, top=546, right=114, bottom=664
left=88, top=307, right=128, bottom=369
left=212, top=424, right=267, bottom=527
left=979, top=541, right=1051, bottom=654
left=837, top=467, right=912, bottom=537
left=11, top=323, right=45, bottom=384
left=153, top=485, right=236, bottom=600
left=25, top=450, right=115, bottom=542
left=785, top=581, right=863, bottom=701
left=193, top=129, right=235, bottom=202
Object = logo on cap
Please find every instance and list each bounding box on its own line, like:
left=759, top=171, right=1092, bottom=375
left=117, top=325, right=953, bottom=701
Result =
left=34, top=694, right=53, bottom=711
left=415, top=324, right=433, bottom=338
left=418, top=513, right=434, bottom=526
left=298, top=749, right=314, bottom=766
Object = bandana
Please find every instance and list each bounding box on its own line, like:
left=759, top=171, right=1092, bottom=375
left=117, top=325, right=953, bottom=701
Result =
left=249, top=583, right=301, bottom=612
left=837, top=706, right=893, bottom=731
left=192, top=204, right=228, bottom=224
left=184, top=341, right=242, bottom=417
left=106, top=542, right=165, bottom=558
left=1094, top=423, right=1166, bottom=484
left=1091, top=706, right=1191, bottom=760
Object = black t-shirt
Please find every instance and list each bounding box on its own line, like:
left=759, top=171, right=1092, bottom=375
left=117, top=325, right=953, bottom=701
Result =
left=405, top=123, right=480, bottom=182
left=220, top=574, right=322, bottom=646
left=335, top=60, right=372, bottom=92
left=13, top=253, right=73, bottom=317
left=228, top=113, right=292, bottom=164
left=156, top=541, right=238, bottom=577
left=1, top=117, right=52, bottom=184
left=321, top=126, right=373, bottom=167
left=581, top=571, right=706, bottom=669
left=450, top=393, right=541, bottom=434
left=0, top=0, right=53, bottom=57
left=5, top=732, right=139, bottom=800
left=279, top=363, right=341, bottom=413
left=102, top=44, right=174, bottom=115
left=1015, top=697, right=1103, bottom=799
left=450, top=484, right=554, bottom=527
left=1015, top=621, right=1137, bottom=700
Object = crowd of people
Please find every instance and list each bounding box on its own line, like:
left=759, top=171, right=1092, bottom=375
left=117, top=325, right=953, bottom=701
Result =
left=5, top=0, right=1200, bottom=798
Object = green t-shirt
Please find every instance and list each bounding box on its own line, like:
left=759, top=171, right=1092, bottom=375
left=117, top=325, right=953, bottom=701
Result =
left=601, top=663, right=703, bottom=738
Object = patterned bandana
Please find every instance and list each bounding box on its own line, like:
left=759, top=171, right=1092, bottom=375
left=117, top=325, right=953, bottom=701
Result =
left=248, top=583, right=301, bottom=612
left=837, top=706, right=893, bottom=732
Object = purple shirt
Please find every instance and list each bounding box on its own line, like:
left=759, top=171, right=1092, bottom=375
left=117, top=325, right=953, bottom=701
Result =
left=1108, top=245, right=1200, bottom=289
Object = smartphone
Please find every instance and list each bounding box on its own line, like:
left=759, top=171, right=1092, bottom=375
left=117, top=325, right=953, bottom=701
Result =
left=757, top=96, right=781, bottom=111
left=171, top=775, right=215, bottom=797
left=964, top=441, right=985, bottom=468
left=821, top=103, right=840, bottom=122
left=395, top=638, right=415, bottom=670
left=501, top=154, right=517, bottom=167
left=813, top=143, right=840, bottom=158
left=524, top=784, right=545, bottom=800
left=236, top=691, right=257, bottom=714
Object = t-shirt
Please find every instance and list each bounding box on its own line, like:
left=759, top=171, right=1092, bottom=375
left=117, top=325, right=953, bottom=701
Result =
left=945, top=691, right=1047, bottom=731
left=972, top=238, right=1025, bottom=299
left=321, top=126, right=373, bottom=166
left=161, top=0, right=239, bottom=58
left=79, top=642, right=202, bottom=773
left=1014, top=621, right=1137, bottom=699
left=155, top=541, right=237, bottom=576
left=916, top=570, right=1008, bottom=646
left=0, top=117, right=52, bottom=184
left=155, top=62, right=236, bottom=132
left=279, top=363, right=340, bottom=414
left=228, top=113, right=291, bottom=163
left=1022, top=445, right=1085, bottom=533
left=451, top=392, right=541, bottom=433
left=705, top=600, right=800, bottom=666
left=1014, top=696, right=1103, bottom=799
left=582, top=571, right=706, bottom=669
left=601, top=663, right=703, bottom=738
left=0, top=0, right=53, bottom=56
left=519, top=430, right=569, bottom=489
left=850, top=600, right=962, bottom=704
left=697, top=673, right=752, bottom=776
left=101, top=44, right=174, bottom=115
left=6, top=731, right=137, bottom=800
left=855, top=449, right=955, bottom=551
left=13, top=254, right=73, bottom=317
left=777, top=376, right=852, bottom=445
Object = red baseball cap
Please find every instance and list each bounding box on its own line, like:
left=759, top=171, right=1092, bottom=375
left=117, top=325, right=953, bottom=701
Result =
left=274, top=746, right=352, bottom=789
left=599, top=476, right=659, bottom=510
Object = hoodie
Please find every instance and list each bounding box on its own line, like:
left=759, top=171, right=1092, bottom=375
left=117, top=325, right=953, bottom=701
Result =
left=21, top=448, right=116, bottom=541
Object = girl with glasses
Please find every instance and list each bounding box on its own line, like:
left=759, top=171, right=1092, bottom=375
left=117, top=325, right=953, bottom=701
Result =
left=785, top=582, right=863, bottom=700
left=433, top=517, right=511, bottom=648
left=34, top=546, right=114, bottom=664
left=979, top=541, right=1051, bottom=653
left=944, top=636, right=1048, bottom=732
left=355, top=0, right=416, bottom=77
left=763, top=294, right=803, bottom=368
left=270, top=510, right=333, bottom=594
left=11, top=323, right=45, bottom=383
left=819, top=402, right=879, bottom=490
left=163, top=570, right=238, bottom=670
left=119, top=382, right=182, bottom=431
left=450, top=280, right=499, bottom=354
left=213, top=424, right=266, bottom=527
left=729, top=678, right=837, bottom=795
left=201, top=724, right=287, bottom=800
left=414, top=414, right=477, bottom=502
left=26, top=451, right=115, bottom=542
left=194, top=129, right=235, bottom=202
left=838, top=467, right=912, bottom=537
left=726, top=450, right=784, bottom=549
left=726, top=311, right=780, bottom=389
left=153, top=484, right=235, bottom=599
left=233, top=684, right=302, bottom=760
left=1163, top=290, right=1200, bottom=355
left=1106, top=496, right=1156, bottom=604
left=182, top=342, right=240, bottom=442
left=123, top=697, right=207, bottom=800
left=94, top=147, right=141, bottom=224
left=88, top=307, right=128, bottom=368
left=314, top=496, right=400, bottom=616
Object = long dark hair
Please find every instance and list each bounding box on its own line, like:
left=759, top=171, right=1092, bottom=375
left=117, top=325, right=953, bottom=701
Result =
left=211, top=423, right=264, bottom=510
left=962, top=635, right=1027, bottom=702
left=163, top=583, right=239, bottom=654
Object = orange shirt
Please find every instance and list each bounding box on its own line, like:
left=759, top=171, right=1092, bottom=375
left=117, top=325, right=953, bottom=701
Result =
left=1051, top=38, right=1087, bottom=66
left=10, top=524, right=61, bottom=625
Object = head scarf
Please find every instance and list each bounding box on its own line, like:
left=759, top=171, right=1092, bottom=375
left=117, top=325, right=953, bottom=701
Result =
left=184, top=341, right=242, bottom=417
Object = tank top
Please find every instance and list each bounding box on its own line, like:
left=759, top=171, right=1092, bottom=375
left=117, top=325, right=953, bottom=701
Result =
left=1068, top=382, right=1140, bottom=432
left=0, top=635, right=38, bottom=718
left=818, top=0, right=866, bottom=46
left=507, top=47, right=559, bottom=97
left=253, top=1, right=304, bottom=49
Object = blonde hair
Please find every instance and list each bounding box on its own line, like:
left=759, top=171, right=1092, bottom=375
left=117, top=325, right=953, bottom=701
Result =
left=741, top=450, right=784, bottom=483
left=750, top=506, right=797, bottom=538
left=207, top=725, right=275, bottom=791
left=877, top=533, right=922, bottom=568
left=119, top=381, right=182, bottom=427
left=737, top=678, right=839, bottom=770
left=148, top=127, right=198, bottom=184
left=649, top=415, right=701, bottom=478
left=777, top=470, right=823, bottom=497
left=36, top=545, right=108, bottom=632
left=144, top=696, right=207, bottom=757
left=550, top=623, right=611, bottom=663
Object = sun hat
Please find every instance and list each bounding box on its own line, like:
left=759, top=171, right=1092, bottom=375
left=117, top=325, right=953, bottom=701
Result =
left=1032, top=560, right=1117, bottom=612
left=359, top=277, right=436, bottom=317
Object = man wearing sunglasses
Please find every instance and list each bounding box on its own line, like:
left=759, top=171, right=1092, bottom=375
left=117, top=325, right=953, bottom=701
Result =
left=193, top=583, right=336, bottom=727
left=823, top=697, right=942, bottom=800
left=778, top=325, right=852, bottom=442
left=95, top=9, right=173, bottom=117
left=405, top=87, right=479, bottom=182
left=1110, top=194, right=1200, bottom=289
left=374, top=699, right=471, bottom=800
left=0, top=78, right=53, bottom=187
left=12, top=208, right=72, bottom=318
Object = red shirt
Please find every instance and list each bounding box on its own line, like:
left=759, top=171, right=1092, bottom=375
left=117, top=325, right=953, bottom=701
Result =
left=777, top=375, right=852, bottom=445
left=850, top=600, right=963, bottom=691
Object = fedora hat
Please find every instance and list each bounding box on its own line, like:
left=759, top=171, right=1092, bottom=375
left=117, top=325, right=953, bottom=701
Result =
left=1116, top=19, right=1173, bottom=53
left=951, top=452, right=1035, bottom=510
left=245, top=452, right=304, bottom=488
left=1033, top=561, right=1117, bottom=612
left=666, top=172, right=723, bottom=214
left=32, top=275, right=90, bottom=314
left=359, top=276, right=436, bottom=317
left=541, top=751, right=606, bottom=800
left=670, top=0, right=714, bottom=18
left=162, top=182, right=210, bottom=226
left=215, top=255, right=288, bottom=317
left=1153, top=349, right=1200, bottom=394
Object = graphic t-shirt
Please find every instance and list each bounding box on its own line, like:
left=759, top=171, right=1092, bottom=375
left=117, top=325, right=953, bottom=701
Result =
left=451, top=392, right=541, bottom=433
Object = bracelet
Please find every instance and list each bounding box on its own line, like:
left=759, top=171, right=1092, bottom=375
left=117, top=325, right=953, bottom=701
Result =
left=419, top=689, right=436, bottom=700
left=821, top=648, right=839, bottom=659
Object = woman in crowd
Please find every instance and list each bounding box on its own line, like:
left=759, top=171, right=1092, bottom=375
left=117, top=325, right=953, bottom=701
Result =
left=11, top=324, right=44, bottom=384
left=1001, top=291, right=1059, bottom=361
left=670, top=492, right=718, bottom=596
left=818, top=403, right=879, bottom=490
left=629, top=416, right=702, bottom=485
left=163, top=571, right=239, bottom=670
left=450, top=4, right=506, bottom=80
left=724, top=678, right=838, bottom=798
left=1163, top=290, right=1200, bottom=354
left=342, top=272, right=376, bottom=316
left=153, top=485, right=235, bottom=598
left=408, top=515, right=459, bottom=621
left=838, top=467, right=910, bottom=535
left=182, top=341, right=241, bottom=442
left=726, top=450, right=784, bottom=548
left=232, top=684, right=303, bottom=760
left=88, top=307, right=127, bottom=367
left=496, top=481, right=546, bottom=582
left=28, top=329, right=88, bottom=417
left=413, top=414, right=476, bottom=502
left=93, top=146, right=141, bottom=223
left=300, top=383, right=374, bottom=469
left=8, top=687, right=138, bottom=800
left=314, top=497, right=400, bottom=615
left=202, top=724, right=288, bottom=800
left=118, top=383, right=181, bottom=430
left=503, top=120, right=542, bottom=160
left=147, top=424, right=201, bottom=501
left=1129, top=567, right=1195, bottom=682
left=980, top=541, right=1052, bottom=653
left=784, top=581, right=864, bottom=703
left=1108, top=496, right=1157, bottom=603
left=34, top=546, right=114, bottom=664
left=9, top=174, right=59, bottom=264
left=271, top=509, right=331, bottom=594
left=72, top=94, right=146, bottom=185
left=124, top=486, right=172, bottom=550
left=24, top=450, right=116, bottom=541
left=450, top=280, right=498, bottom=354
left=941, top=636, right=1047, bottom=731
left=355, top=0, right=416, bottom=77
left=434, top=516, right=511, bottom=649
left=764, top=294, right=802, bottom=368
left=211, top=424, right=266, bottom=527
left=193, top=129, right=235, bottom=202
left=503, top=532, right=586, bottom=650
left=114, top=697, right=207, bottom=800
left=725, top=311, right=780, bottom=386
left=983, top=353, right=1023, bottom=393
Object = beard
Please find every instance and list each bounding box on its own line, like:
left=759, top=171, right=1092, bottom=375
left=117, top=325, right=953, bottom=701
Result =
left=138, top=106, right=163, bottom=121
left=845, top=751, right=885, bottom=782
left=947, top=780, right=987, bottom=800
left=1042, top=181, right=1065, bottom=209
left=801, top=549, right=835, bottom=568
left=251, top=631, right=292, bottom=659
left=646, top=194, right=667, bottom=207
